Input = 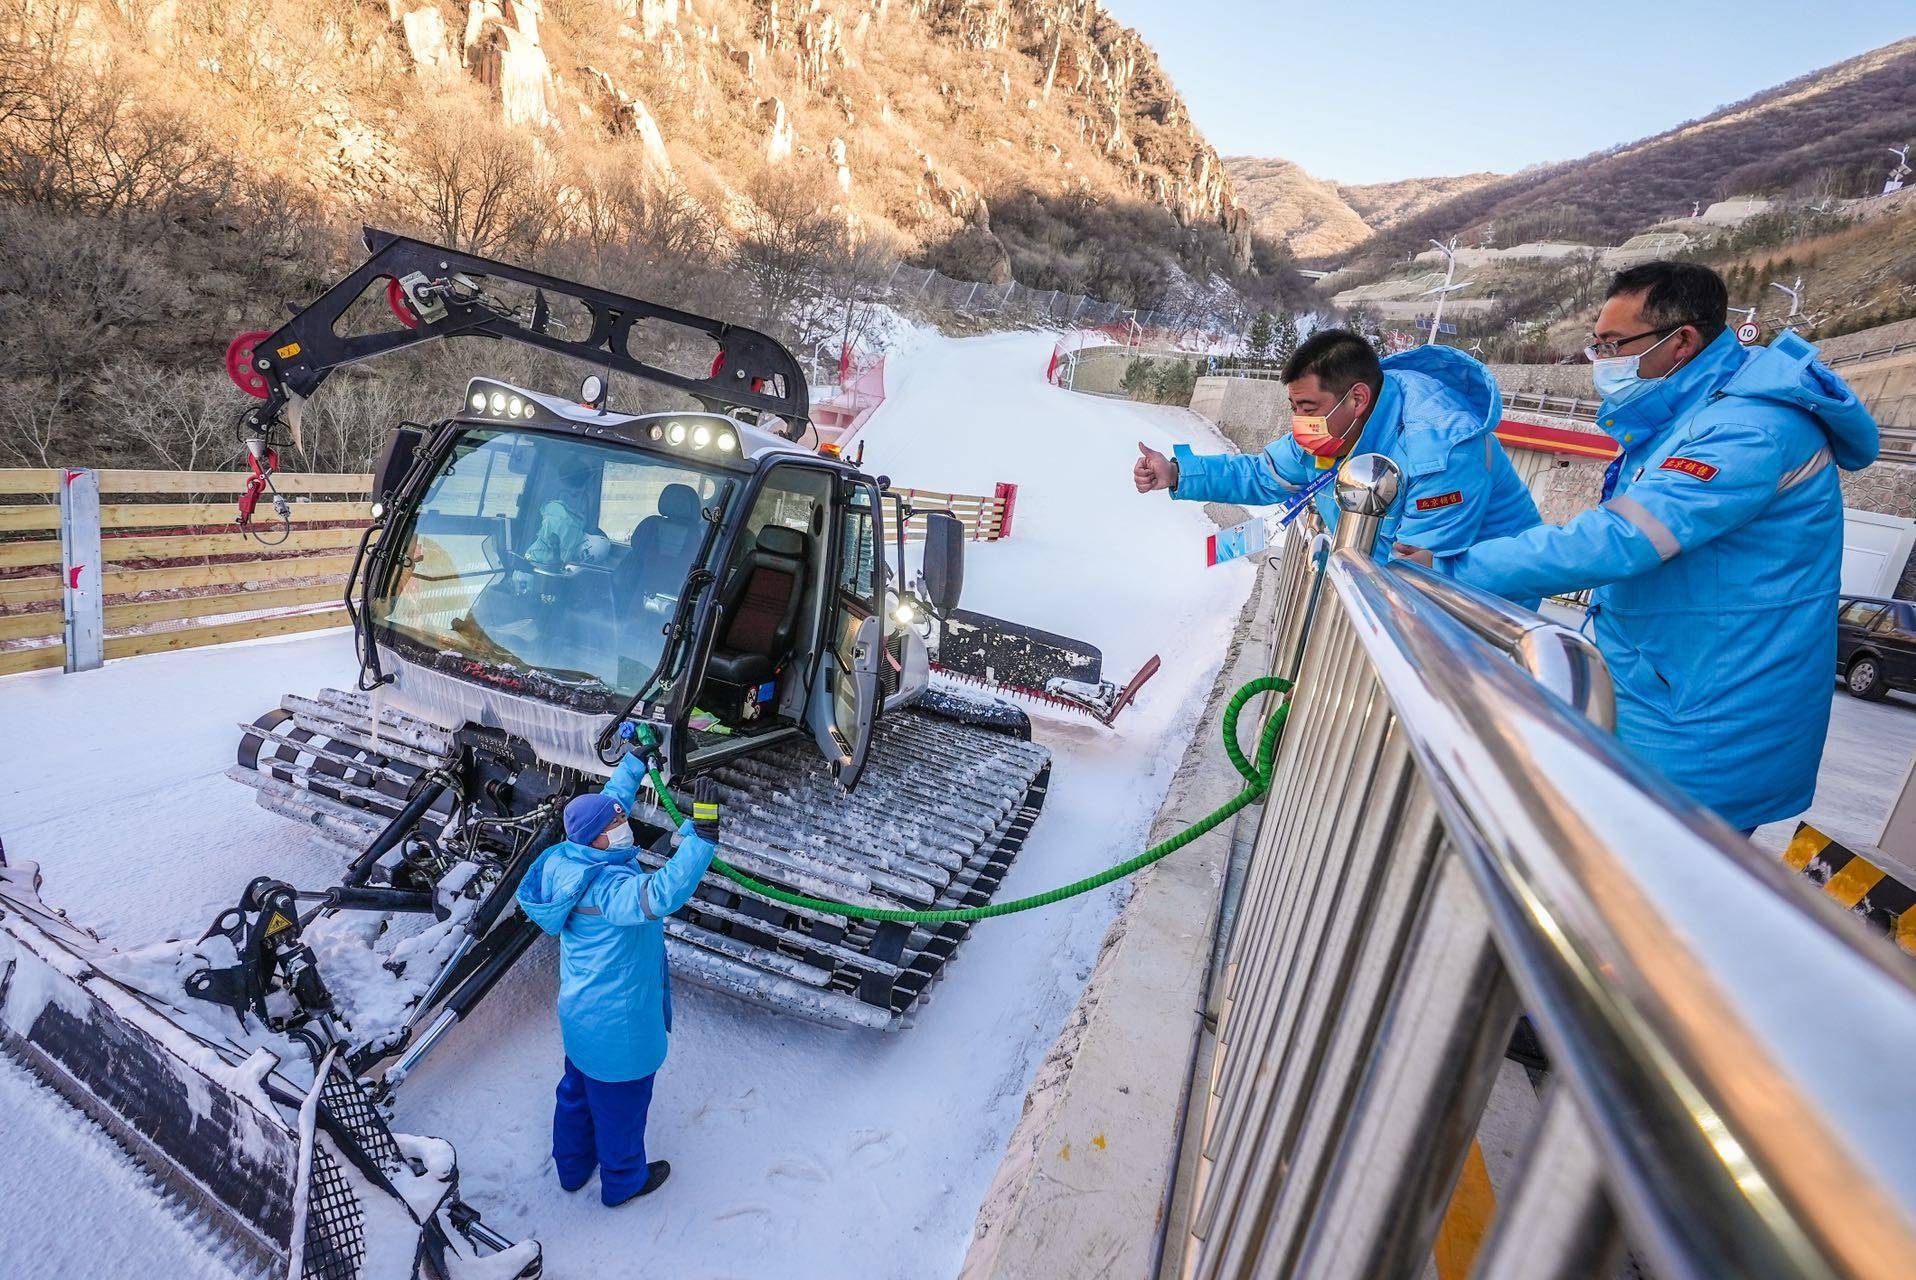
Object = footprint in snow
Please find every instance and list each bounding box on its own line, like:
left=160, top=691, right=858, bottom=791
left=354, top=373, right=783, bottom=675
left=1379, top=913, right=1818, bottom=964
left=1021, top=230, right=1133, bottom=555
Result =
left=846, top=1128, right=904, bottom=1168
left=765, top=1156, right=830, bottom=1184
left=690, top=1086, right=762, bottom=1128
left=710, top=1203, right=777, bottom=1228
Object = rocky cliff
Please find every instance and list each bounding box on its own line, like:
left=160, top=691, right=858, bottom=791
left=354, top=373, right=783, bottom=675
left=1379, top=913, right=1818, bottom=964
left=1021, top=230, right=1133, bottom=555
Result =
left=86, top=0, right=1244, bottom=257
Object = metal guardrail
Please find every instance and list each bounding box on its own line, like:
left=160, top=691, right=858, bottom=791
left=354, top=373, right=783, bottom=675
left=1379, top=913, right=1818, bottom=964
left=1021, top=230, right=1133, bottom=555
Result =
left=1163, top=455, right=1916, bottom=1280
left=1499, top=389, right=1600, bottom=422
left=1826, top=338, right=1916, bottom=370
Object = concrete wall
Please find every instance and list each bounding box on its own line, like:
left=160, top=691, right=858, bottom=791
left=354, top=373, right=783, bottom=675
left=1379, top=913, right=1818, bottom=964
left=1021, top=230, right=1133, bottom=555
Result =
left=1189, top=376, right=1290, bottom=454
left=1490, top=362, right=1596, bottom=399
left=1068, top=346, right=1196, bottom=397
left=1817, top=318, right=1916, bottom=363
left=1835, top=349, right=1916, bottom=429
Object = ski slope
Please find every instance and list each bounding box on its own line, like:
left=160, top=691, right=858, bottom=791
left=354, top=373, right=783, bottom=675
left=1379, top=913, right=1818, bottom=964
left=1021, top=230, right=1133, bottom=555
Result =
left=0, top=330, right=1255, bottom=1279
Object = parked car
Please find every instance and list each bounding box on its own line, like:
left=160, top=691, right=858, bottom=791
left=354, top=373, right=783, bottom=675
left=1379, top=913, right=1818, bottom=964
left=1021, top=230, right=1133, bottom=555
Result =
left=1836, top=595, right=1916, bottom=700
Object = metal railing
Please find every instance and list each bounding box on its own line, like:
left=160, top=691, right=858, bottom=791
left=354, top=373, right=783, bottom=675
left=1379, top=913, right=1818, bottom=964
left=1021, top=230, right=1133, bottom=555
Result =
left=1826, top=337, right=1916, bottom=370
left=1500, top=389, right=1601, bottom=422
left=1162, top=455, right=1916, bottom=1279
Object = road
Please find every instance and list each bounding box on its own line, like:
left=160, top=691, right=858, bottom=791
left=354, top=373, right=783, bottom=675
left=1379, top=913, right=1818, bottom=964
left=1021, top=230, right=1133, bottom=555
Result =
left=1754, top=686, right=1916, bottom=881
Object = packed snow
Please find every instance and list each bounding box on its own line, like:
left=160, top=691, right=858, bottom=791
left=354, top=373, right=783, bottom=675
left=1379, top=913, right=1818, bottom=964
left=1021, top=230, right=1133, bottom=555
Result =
left=0, top=330, right=1255, bottom=1279
left=0, top=1054, right=250, bottom=1279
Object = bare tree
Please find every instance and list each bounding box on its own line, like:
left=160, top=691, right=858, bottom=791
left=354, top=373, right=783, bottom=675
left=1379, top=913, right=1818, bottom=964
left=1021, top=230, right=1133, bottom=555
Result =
left=732, top=167, right=847, bottom=333
left=406, top=104, right=559, bottom=256
left=92, top=361, right=237, bottom=471
left=0, top=376, right=68, bottom=467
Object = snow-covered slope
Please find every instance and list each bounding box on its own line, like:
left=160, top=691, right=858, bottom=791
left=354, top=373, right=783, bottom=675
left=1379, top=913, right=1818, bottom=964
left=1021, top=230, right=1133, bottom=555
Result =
left=0, top=331, right=1255, bottom=1279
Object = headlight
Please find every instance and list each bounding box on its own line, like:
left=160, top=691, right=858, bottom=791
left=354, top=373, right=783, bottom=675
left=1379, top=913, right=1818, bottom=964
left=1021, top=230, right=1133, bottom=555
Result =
left=470, top=392, right=486, bottom=411
left=717, top=431, right=738, bottom=453
left=893, top=602, right=918, bottom=626
left=369, top=501, right=385, bottom=519
left=667, top=423, right=687, bottom=445
left=648, top=424, right=663, bottom=441
left=692, top=424, right=712, bottom=449
left=507, top=396, right=523, bottom=416
left=488, top=391, right=505, bottom=413
left=523, top=402, right=537, bottom=418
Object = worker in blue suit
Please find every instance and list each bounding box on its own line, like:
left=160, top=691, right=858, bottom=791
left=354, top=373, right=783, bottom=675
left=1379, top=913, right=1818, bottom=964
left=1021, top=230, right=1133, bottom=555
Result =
left=1133, top=328, right=1541, bottom=584
left=516, top=763, right=722, bottom=1206
left=1398, top=262, right=1879, bottom=833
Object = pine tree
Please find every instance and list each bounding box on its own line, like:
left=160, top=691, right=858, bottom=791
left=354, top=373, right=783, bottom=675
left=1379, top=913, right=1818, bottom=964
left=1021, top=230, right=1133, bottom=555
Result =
left=1247, top=310, right=1273, bottom=360
left=1271, top=312, right=1300, bottom=365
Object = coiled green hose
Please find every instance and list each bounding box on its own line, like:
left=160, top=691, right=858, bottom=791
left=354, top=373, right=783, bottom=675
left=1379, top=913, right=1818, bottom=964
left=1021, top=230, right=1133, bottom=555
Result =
left=640, top=676, right=1291, bottom=924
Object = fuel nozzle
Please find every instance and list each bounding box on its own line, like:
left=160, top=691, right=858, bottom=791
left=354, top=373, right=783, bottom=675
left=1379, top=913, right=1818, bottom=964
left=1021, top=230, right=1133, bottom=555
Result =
left=619, top=720, right=663, bottom=765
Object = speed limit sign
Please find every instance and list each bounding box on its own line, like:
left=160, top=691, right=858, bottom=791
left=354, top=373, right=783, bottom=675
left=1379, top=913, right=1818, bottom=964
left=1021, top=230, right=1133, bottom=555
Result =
left=1737, top=321, right=1760, bottom=344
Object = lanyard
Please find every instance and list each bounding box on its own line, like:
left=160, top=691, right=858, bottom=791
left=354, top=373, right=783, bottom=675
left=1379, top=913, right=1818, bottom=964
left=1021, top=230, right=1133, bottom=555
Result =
left=1276, top=467, right=1339, bottom=527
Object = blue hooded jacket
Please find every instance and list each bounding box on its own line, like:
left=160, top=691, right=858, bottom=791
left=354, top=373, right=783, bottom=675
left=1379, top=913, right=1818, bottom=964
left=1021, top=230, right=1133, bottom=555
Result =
left=515, top=753, right=717, bottom=1082
left=1448, top=328, right=1879, bottom=830
left=1170, top=346, right=1542, bottom=579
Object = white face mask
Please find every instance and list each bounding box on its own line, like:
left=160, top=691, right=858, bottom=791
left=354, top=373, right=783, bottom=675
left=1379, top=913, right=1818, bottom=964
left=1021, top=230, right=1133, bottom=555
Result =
left=1591, top=329, right=1681, bottom=404
left=602, top=823, right=634, bottom=849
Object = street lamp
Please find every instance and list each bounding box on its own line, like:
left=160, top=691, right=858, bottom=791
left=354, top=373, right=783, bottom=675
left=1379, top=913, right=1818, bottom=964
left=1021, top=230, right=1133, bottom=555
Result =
left=1769, top=277, right=1803, bottom=320
left=1420, top=238, right=1472, bottom=346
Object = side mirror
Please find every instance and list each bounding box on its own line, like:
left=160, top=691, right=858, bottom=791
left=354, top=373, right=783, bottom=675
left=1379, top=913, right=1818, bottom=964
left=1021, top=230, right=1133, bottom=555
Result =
left=373, top=425, right=425, bottom=500
left=921, top=511, right=965, bottom=618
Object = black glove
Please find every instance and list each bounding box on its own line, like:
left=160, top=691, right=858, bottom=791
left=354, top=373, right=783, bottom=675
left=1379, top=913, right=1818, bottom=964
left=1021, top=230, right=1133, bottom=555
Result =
left=691, top=777, right=721, bottom=843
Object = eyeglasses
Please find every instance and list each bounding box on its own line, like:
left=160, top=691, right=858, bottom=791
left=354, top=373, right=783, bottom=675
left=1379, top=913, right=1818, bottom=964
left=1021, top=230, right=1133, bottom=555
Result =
left=1584, top=325, right=1679, bottom=362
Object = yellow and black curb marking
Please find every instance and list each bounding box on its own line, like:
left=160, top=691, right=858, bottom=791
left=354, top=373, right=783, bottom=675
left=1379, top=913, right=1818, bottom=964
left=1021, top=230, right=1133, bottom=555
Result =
left=1784, top=823, right=1916, bottom=958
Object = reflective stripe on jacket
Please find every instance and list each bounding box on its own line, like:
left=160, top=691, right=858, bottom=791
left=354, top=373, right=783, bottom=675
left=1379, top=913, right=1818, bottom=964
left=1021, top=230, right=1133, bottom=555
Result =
left=1449, top=328, right=1879, bottom=830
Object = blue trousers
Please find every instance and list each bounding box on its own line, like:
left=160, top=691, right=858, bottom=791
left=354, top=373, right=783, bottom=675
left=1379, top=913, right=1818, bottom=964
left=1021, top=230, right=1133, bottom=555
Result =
left=553, top=1058, right=656, bottom=1205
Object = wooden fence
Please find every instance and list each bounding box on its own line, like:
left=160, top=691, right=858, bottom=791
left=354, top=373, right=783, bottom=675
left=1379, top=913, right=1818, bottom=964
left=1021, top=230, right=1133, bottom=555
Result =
left=892, top=482, right=1018, bottom=541
left=1, top=470, right=1018, bottom=678
left=0, top=469, right=372, bottom=676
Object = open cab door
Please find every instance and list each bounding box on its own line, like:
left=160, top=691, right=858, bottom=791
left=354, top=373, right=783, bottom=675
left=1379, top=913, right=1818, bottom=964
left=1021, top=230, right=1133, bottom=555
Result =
left=808, top=480, right=884, bottom=787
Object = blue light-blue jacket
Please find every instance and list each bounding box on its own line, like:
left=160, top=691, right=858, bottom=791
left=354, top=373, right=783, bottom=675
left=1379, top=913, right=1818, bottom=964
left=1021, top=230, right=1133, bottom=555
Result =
left=1170, top=347, right=1542, bottom=576
left=1448, top=329, right=1879, bottom=831
left=515, top=754, right=717, bottom=1082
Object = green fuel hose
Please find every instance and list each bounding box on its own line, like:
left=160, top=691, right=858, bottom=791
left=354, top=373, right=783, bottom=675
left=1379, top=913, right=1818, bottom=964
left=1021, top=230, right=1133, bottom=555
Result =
left=639, top=676, right=1291, bottom=925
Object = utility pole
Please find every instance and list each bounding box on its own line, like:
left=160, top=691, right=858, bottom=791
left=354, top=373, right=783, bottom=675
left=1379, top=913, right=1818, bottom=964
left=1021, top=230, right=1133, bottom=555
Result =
left=1421, top=238, right=1472, bottom=346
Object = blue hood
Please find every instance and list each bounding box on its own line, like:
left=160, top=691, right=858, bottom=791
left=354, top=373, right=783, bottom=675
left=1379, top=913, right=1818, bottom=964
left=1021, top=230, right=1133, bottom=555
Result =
left=1381, top=345, right=1501, bottom=437
left=1718, top=330, right=1880, bottom=472
left=518, top=840, right=633, bottom=934
left=1374, top=345, right=1504, bottom=480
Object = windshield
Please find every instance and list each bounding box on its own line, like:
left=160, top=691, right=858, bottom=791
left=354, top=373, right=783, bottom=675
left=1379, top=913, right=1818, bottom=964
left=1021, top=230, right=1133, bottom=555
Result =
left=373, top=426, right=732, bottom=698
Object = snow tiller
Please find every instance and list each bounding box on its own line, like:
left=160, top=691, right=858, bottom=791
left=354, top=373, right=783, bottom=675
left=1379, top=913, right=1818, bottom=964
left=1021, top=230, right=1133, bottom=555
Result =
left=0, top=850, right=541, bottom=1279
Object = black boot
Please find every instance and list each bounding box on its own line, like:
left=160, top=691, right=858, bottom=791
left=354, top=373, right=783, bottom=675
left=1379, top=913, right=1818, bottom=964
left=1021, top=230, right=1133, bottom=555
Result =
left=605, top=1160, right=671, bottom=1207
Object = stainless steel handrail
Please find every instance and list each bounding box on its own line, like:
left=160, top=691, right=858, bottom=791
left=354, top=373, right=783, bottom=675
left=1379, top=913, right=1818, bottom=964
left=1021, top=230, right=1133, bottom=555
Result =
left=1338, top=550, right=1916, bottom=1278
left=1393, top=561, right=1615, bottom=731
left=1166, top=452, right=1916, bottom=1280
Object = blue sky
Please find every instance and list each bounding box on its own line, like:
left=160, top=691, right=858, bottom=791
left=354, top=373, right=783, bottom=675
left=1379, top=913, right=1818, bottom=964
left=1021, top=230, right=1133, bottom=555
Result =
left=1099, top=3, right=1912, bottom=184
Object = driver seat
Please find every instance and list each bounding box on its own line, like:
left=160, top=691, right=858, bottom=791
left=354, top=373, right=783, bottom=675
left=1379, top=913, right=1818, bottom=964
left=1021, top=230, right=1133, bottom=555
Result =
left=611, top=483, right=704, bottom=677
left=704, top=525, right=808, bottom=688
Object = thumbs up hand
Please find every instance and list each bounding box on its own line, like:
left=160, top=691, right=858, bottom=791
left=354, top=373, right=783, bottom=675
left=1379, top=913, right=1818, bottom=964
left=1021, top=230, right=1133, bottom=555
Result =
left=1134, top=442, right=1178, bottom=494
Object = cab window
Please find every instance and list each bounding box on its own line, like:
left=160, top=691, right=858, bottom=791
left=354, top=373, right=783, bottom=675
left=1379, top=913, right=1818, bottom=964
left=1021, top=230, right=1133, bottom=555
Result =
left=836, top=487, right=880, bottom=607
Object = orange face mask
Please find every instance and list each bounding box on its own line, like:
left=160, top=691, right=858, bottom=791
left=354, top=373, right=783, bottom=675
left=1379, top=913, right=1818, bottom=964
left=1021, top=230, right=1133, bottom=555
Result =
left=1290, top=385, right=1358, bottom=458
